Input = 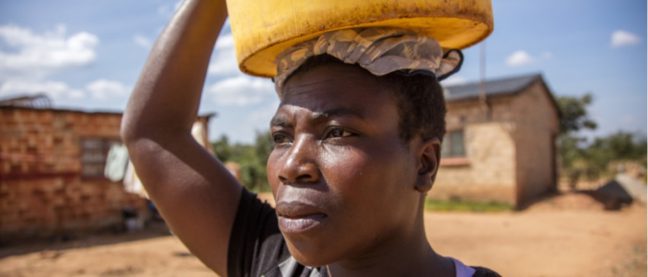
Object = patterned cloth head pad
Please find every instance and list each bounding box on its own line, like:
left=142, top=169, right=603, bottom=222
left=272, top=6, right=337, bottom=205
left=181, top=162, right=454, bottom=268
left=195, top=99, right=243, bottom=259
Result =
left=274, top=27, right=463, bottom=94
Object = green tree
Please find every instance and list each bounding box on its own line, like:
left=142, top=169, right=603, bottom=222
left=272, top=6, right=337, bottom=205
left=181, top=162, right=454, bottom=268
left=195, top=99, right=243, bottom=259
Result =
left=587, top=132, right=647, bottom=172
left=556, top=94, right=647, bottom=186
left=212, top=135, right=233, bottom=162
left=255, top=130, right=273, bottom=167
left=556, top=93, right=597, bottom=188
left=557, top=93, right=597, bottom=134
left=211, top=131, right=273, bottom=192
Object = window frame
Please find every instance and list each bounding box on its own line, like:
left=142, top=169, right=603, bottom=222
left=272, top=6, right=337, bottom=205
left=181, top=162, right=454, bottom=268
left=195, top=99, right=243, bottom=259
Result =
left=441, top=129, right=467, bottom=158
left=79, top=137, right=121, bottom=180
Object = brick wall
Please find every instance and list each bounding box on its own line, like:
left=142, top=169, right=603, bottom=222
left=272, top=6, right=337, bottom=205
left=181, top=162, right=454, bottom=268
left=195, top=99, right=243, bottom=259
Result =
left=430, top=82, right=559, bottom=206
left=431, top=97, right=518, bottom=204
left=0, top=107, right=147, bottom=243
left=433, top=121, right=518, bottom=204
left=510, top=82, right=559, bottom=203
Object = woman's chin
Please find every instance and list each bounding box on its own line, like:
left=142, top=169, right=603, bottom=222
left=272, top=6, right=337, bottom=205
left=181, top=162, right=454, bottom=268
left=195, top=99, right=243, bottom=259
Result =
left=285, top=239, right=337, bottom=267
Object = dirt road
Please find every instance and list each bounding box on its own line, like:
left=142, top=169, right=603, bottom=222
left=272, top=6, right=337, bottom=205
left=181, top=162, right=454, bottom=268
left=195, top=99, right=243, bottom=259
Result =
left=1, top=193, right=645, bottom=276
left=427, top=198, right=646, bottom=276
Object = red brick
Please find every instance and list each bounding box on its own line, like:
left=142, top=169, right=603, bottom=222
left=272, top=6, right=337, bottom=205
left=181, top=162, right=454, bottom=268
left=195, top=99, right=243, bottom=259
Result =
left=1, top=108, right=194, bottom=241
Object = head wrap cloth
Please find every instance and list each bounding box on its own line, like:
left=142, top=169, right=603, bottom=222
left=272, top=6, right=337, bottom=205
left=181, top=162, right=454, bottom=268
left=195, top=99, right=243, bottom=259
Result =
left=274, top=27, right=463, bottom=92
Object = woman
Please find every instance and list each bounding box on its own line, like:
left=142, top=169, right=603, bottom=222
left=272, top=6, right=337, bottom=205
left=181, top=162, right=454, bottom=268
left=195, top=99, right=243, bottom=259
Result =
left=122, top=0, right=499, bottom=276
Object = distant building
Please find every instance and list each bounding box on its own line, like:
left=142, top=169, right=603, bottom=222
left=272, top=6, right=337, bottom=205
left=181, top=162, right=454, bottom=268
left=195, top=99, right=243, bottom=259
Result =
left=433, top=74, right=561, bottom=207
left=0, top=95, right=214, bottom=242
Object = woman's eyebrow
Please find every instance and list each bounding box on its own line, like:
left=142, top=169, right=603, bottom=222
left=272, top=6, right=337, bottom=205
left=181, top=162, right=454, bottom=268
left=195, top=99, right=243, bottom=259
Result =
left=270, top=115, right=292, bottom=128
left=270, top=107, right=367, bottom=128
left=311, top=108, right=366, bottom=122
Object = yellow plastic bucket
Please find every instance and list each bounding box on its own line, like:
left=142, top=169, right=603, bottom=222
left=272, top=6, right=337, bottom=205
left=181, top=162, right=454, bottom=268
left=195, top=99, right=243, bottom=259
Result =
left=225, top=0, right=494, bottom=78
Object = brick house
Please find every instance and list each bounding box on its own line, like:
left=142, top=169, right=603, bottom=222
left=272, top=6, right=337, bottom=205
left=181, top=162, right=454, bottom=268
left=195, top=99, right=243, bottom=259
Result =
left=0, top=95, right=213, bottom=242
left=433, top=74, right=560, bottom=207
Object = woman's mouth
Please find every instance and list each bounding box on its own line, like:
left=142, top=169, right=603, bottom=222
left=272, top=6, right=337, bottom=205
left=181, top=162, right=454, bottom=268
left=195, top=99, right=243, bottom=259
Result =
left=276, top=201, right=328, bottom=233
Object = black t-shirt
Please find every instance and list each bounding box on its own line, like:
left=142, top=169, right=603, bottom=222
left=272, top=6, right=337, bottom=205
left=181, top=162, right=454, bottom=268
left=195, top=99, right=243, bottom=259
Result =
left=227, top=189, right=500, bottom=277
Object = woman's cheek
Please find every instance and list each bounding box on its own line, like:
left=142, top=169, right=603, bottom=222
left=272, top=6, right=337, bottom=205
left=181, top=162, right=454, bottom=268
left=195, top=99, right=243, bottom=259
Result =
left=320, top=148, right=374, bottom=189
left=267, top=150, right=284, bottom=191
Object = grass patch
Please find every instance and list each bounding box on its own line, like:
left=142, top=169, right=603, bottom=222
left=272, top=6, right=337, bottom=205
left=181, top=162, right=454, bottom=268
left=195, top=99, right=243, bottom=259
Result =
left=425, top=198, right=513, bottom=212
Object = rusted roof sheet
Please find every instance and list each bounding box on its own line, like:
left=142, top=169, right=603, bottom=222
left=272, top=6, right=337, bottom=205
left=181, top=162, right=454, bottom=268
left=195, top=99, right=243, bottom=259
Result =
left=443, top=73, right=543, bottom=102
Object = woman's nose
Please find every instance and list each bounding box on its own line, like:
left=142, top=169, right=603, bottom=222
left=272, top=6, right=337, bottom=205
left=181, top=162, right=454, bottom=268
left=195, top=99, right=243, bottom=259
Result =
left=278, top=137, right=320, bottom=184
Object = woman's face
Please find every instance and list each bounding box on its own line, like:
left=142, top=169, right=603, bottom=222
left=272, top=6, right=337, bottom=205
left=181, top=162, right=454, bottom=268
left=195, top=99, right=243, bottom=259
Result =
left=267, top=63, right=423, bottom=266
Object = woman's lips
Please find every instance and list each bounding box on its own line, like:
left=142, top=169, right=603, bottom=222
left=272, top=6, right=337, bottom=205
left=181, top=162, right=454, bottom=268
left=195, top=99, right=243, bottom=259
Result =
left=276, top=201, right=328, bottom=233
left=278, top=214, right=327, bottom=233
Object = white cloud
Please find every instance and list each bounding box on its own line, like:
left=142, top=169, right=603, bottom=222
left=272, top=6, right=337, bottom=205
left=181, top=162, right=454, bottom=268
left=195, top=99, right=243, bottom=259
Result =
left=213, top=98, right=280, bottom=144
left=0, top=24, right=99, bottom=77
left=611, top=30, right=640, bottom=48
left=133, top=35, right=152, bottom=49
left=506, top=50, right=534, bottom=67
left=215, top=33, right=235, bottom=50
left=86, top=79, right=130, bottom=100
left=0, top=24, right=133, bottom=110
left=1, top=78, right=132, bottom=105
left=207, top=76, right=274, bottom=106
left=0, top=79, right=84, bottom=100
left=248, top=99, right=280, bottom=124
left=441, top=75, right=467, bottom=86
left=208, top=33, right=240, bottom=77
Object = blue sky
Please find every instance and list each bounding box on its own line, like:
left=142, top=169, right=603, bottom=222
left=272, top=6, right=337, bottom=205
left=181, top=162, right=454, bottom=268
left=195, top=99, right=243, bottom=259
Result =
left=0, top=0, right=645, bottom=143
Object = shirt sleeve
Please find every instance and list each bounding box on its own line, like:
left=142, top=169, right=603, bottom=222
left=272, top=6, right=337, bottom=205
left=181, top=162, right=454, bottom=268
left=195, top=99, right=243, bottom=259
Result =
left=227, top=189, right=289, bottom=277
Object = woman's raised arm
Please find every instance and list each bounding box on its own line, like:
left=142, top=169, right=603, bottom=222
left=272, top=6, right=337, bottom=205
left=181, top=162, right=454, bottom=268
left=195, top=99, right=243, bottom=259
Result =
left=121, top=0, right=241, bottom=275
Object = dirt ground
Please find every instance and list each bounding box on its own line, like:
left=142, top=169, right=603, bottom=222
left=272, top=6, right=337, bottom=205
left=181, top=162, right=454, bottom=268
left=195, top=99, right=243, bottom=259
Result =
left=1, top=192, right=645, bottom=277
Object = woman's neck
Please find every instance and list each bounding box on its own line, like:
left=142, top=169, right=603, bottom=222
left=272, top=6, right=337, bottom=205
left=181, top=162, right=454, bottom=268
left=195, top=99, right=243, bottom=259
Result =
left=326, top=220, right=454, bottom=277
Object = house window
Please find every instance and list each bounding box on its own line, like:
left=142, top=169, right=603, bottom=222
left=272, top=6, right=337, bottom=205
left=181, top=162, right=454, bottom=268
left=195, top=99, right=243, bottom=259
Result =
left=81, top=138, right=119, bottom=178
left=442, top=130, right=466, bottom=157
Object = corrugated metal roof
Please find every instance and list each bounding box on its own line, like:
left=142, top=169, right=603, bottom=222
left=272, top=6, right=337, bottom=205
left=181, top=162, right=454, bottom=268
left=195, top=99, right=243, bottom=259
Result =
left=443, top=73, right=542, bottom=102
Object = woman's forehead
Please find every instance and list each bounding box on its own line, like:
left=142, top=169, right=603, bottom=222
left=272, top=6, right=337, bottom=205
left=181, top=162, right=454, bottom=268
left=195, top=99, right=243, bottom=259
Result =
left=281, top=63, right=388, bottom=97
left=280, top=77, right=389, bottom=109
left=272, top=63, right=402, bottom=126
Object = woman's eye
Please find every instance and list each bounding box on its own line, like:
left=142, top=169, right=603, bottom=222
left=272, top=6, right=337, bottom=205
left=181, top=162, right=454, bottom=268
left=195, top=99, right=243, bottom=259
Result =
left=272, top=133, right=291, bottom=145
left=326, top=128, right=354, bottom=139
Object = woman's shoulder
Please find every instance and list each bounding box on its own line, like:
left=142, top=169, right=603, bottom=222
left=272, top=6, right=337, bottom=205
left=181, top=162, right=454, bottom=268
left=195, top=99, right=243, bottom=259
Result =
left=471, top=266, right=501, bottom=277
left=451, top=258, right=501, bottom=277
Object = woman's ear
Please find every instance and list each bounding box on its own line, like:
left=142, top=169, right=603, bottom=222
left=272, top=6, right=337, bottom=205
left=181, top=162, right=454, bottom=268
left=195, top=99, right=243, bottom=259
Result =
left=415, top=137, right=441, bottom=193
